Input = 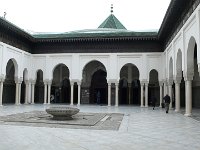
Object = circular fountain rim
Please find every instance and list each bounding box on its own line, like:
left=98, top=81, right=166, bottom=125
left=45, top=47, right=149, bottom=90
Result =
left=46, top=106, right=80, bottom=120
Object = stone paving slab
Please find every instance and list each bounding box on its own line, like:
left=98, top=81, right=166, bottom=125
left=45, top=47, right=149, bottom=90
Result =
left=0, top=111, right=124, bottom=130
left=180, top=109, right=200, bottom=122
left=0, top=105, right=200, bottom=150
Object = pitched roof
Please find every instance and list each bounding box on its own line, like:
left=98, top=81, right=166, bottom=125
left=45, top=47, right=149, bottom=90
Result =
left=32, top=28, right=157, bottom=39
left=98, top=14, right=126, bottom=30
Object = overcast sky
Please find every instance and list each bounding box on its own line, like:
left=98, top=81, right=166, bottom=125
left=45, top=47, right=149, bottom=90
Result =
left=0, top=0, right=171, bottom=33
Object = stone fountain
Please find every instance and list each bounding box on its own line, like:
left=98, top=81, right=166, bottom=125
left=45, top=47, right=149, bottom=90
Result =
left=46, top=106, right=80, bottom=120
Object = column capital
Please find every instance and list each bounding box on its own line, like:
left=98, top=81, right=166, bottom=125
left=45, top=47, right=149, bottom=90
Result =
left=114, top=82, right=119, bottom=86
left=183, top=70, right=193, bottom=81
left=140, top=81, right=145, bottom=86
left=140, top=80, right=148, bottom=86
left=162, top=79, right=168, bottom=85
left=44, top=79, right=52, bottom=85
left=174, top=76, right=182, bottom=84
left=107, top=82, right=112, bottom=86
left=0, top=75, right=5, bottom=82
left=70, top=81, right=74, bottom=86
left=77, top=81, right=82, bottom=86
left=47, top=81, right=52, bottom=85
left=159, top=81, right=163, bottom=86
left=71, top=79, right=81, bottom=83
left=184, top=76, right=193, bottom=81
left=15, top=77, right=23, bottom=84
left=167, top=78, right=173, bottom=86
left=31, top=80, right=36, bottom=84
left=198, top=63, right=200, bottom=75
left=174, top=79, right=181, bottom=84
left=24, top=80, right=30, bottom=84
left=108, top=79, right=118, bottom=83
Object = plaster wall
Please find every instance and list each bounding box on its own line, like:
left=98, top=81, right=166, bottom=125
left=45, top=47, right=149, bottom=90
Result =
left=0, top=42, right=163, bottom=85
left=164, top=3, right=200, bottom=108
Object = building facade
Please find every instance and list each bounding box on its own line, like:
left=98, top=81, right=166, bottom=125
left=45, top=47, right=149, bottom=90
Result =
left=0, top=0, right=200, bottom=117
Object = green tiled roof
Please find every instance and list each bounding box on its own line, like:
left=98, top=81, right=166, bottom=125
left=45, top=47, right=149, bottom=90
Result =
left=0, top=15, right=158, bottom=41
left=98, top=14, right=126, bottom=30
left=32, top=28, right=158, bottom=39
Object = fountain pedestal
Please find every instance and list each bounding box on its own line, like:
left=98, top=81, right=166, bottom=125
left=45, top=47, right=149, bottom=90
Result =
left=46, top=107, right=80, bottom=120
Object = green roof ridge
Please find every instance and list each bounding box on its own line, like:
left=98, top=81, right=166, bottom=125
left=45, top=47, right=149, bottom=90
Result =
left=98, top=14, right=126, bottom=30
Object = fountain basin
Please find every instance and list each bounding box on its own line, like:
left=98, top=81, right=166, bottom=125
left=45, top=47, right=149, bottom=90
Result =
left=46, top=107, right=80, bottom=120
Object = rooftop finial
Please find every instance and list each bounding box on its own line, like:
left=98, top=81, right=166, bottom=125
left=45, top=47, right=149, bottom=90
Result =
left=111, top=4, right=113, bottom=14
left=3, top=12, right=6, bottom=19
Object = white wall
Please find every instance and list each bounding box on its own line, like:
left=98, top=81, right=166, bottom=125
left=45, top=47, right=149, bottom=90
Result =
left=0, top=42, right=163, bottom=84
left=164, top=3, right=200, bottom=80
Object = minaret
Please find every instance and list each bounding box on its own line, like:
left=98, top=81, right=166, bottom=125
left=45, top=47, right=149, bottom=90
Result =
left=111, top=4, right=113, bottom=14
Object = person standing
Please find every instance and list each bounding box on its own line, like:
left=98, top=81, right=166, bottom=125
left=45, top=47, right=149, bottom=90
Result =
left=151, top=96, right=157, bottom=110
left=96, top=91, right=100, bottom=104
left=163, top=94, right=170, bottom=113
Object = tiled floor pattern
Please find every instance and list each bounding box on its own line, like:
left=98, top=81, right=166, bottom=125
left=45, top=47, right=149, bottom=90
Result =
left=0, top=104, right=200, bottom=150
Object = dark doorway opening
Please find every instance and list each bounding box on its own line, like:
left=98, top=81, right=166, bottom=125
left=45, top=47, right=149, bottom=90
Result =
left=35, top=70, right=44, bottom=103
left=3, top=59, right=16, bottom=104
left=90, top=70, right=107, bottom=104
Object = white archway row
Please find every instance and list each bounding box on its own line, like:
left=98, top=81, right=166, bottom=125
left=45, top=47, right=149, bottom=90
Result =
left=163, top=3, right=200, bottom=116
left=0, top=42, right=164, bottom=106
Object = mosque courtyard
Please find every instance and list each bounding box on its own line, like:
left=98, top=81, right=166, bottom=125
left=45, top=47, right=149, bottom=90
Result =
left=0, top=104, right=200, bottom=150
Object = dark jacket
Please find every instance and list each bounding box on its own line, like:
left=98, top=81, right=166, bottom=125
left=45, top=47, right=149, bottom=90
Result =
left=163, top=95, right=170, bottom=104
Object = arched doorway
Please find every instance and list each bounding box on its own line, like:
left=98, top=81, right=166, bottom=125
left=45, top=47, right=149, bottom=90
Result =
left=192, top=44, right=200, bottom=108
left=3, top=59, right=16, bottom=104
left=119, top=79, right=128, bottom=104
left=90, top=69, right=107, bottom=104
left=169, top=57, right=175, bottom=108
left=149, top=69, right=159, bottom=106
left=51, top=64, right=70, bottom=104
left=186, top=37, right=200, bottom=111
left=35, top=70, right=44, bottom=103
left=185, top=37, right=200, bottom=115
left=82, top=60, right=107, bottom=105
left=73, top=82, right=78, bottom=104
left=176, top=50, right=185, bottom=108
left=119, top=63, right=140, bottom=105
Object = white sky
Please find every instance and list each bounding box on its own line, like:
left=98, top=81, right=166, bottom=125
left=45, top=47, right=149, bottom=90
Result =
left=0, top=0, right=171, bottom=33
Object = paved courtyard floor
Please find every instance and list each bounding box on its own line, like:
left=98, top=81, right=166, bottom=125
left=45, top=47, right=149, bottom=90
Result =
left=0, top=104, right=200, bottom=150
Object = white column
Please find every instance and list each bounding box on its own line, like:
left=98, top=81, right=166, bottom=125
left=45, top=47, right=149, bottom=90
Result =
left=44, top=83, right=47, bottom=104
left=47, top=83, right=51, bottom=104
left=159, top=82, right=163, bottom=107
left=185, top=80, right=192, bottom=116
left=164, top=81, right=168, bottom=95
left=31, top=82, right=35, bottom=104
left=175, top=81, right=181, bottom=112
left=77, top=82, right=81, bottom=106
left=168, top=84, right=172, bottom=109
left=140, top=83, right=144, bottom=107
left=115, top=83, right=119, bottom=107
left=108, top=83, right=111, bottom=106
left=0, top=81, right=4, bottom=106
left=145, top=82, right=148, bottom=107
left=163, top=82, right=166, bottom=96
left=70, top=82, right=74, bottom=105
left=28, top=82, right=31, bottom=104
left=15, top=82, right=19, bottom=105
